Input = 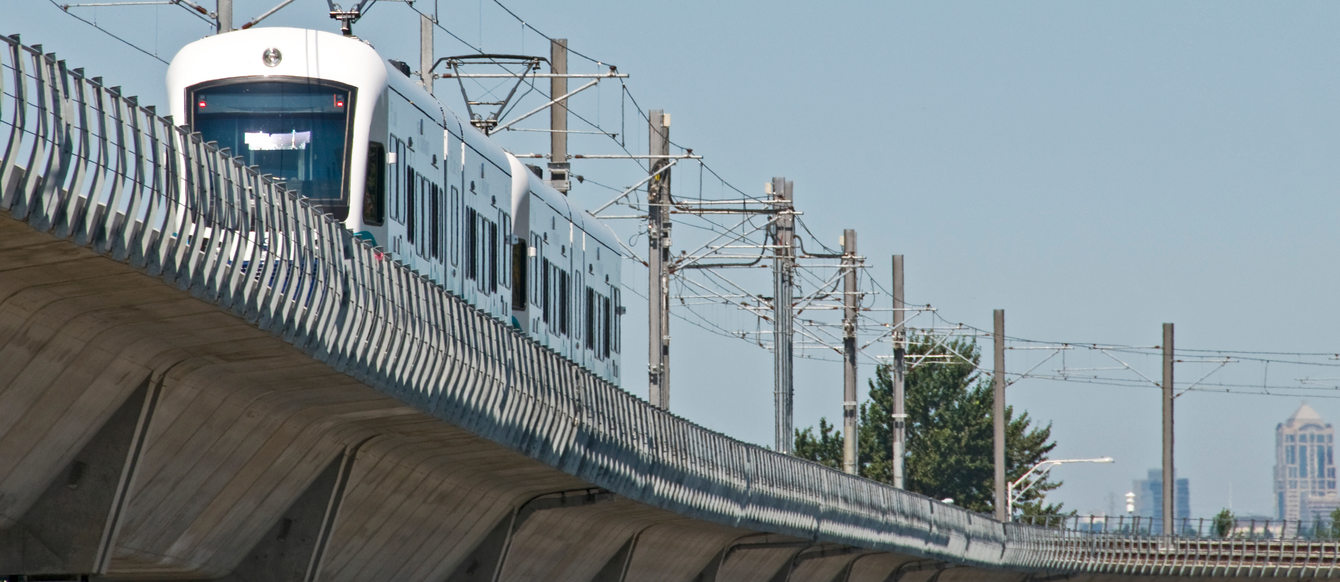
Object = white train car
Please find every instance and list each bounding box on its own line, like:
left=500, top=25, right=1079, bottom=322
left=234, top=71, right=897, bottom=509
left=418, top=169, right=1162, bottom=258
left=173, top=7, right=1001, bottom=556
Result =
left=166, top=27, right=622, bottom=384
left=509, top=160, right=622, bottom=380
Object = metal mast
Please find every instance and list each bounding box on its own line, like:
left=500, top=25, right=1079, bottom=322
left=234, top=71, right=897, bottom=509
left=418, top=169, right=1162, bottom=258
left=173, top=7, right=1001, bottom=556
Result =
left=771, top=178, right=795, bottom=453
left=420, top=13, right=434, bottom=94
left=217, top=0, right=232, bottom=33
left=993, top=309, right=1007, bottom=521
left=647, top=111, right=672, bottom=409
left=1163, top=322, right=1175, bottom=536
left=891, top=254, right=906, bottom=488
left=841, top=229, right=859, bottom=475
left=549, top=39, right=570, bottom=193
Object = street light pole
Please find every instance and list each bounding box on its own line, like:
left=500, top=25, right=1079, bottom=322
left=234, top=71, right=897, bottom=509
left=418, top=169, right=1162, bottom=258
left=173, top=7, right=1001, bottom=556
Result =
left=1007, top=457, right=1114, bottom=518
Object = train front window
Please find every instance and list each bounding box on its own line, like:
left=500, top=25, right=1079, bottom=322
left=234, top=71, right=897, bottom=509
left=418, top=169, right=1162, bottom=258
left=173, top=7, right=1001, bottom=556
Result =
left=190, top=80, right=354, bottom=215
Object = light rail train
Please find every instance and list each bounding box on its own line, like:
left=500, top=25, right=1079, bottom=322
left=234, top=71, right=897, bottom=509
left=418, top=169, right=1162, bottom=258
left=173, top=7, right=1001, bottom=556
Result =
left=167, top=27, right=622, bottom=383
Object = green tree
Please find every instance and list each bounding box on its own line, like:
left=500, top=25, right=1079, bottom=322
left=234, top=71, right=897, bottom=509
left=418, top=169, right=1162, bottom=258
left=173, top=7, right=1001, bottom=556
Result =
left=793, top=417, right=842, bottom=471
left=794, top=335, right=1061, bottom=517
left=1212, top=508, right=1235, bottom=538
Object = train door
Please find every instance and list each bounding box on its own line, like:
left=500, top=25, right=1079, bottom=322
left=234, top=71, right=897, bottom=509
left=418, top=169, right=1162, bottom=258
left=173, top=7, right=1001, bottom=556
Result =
left=442, top=120, right=464, bottom=295
left=390, top=136, right=405, bottom=257
left=359, top=95, right=388, bottom=247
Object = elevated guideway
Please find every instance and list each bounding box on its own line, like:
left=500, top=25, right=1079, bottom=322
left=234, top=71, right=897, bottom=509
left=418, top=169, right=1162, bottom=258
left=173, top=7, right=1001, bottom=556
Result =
left=1, top=33, right=1336, bottom=582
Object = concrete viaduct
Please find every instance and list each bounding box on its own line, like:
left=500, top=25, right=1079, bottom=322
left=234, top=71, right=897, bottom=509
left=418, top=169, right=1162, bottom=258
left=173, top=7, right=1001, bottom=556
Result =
left=1, top=33, right=1335, bottom=581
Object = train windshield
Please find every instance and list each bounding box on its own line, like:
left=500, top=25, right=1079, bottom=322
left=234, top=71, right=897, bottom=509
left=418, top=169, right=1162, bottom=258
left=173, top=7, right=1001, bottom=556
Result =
left=190, top=80, right=354, bottom=215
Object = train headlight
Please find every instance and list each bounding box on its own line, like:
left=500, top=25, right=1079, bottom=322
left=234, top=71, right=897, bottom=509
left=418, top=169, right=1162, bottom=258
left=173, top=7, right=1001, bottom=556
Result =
left=262, top=48, right=283, bottom=68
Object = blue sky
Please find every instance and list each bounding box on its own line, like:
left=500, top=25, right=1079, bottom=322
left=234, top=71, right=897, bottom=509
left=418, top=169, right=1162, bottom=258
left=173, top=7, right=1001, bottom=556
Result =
left=10, top=0, right=1340, bottom=520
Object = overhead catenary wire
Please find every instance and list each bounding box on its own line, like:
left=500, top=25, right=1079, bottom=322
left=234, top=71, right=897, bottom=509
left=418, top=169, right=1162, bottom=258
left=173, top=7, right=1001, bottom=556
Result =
left=434, top=1, right=1340, bottom=405
left=34, top=0, right=960, bottom=387
left=58, top=0, right=1340, bottom=406
left=45, top=0, right=181, bottom=64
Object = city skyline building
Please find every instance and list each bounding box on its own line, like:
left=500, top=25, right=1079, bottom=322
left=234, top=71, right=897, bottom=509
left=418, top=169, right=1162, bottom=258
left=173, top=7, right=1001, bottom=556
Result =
left=1132, top=468, right=1190, bottom=534
left=1275, top=403, right=1338, bottom=523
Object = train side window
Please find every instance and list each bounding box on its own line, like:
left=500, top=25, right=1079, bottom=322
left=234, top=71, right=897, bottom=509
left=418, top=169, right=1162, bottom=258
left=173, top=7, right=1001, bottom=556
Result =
left=613, top=288, right=621, bottom=353
left=477, top=217, right=487, bottom=291
left=430, top=183, right=441, bottom=259
left=476, top=217, right=489, bottom=293
left=466, top=208, right=478, bottom=281
left=511, top=239, right=527, bottom=308
left=476, top=216, right=486, bottom=292
left=406, top=168, right=416, bottom=247
left=450, top=186, right=460, bottom=266
left=584, top=287, right=595, bottom=351
left=602, top=295, right=612, bottom=359
left=363, top=142, right=385, bottom=226
left=419, top=176, right=429, bottom=254
left=559, top=271, right=570, bottom=336
left=488, top=219, right=498, bottom=294
left=501, top=213, right=511, bottom=290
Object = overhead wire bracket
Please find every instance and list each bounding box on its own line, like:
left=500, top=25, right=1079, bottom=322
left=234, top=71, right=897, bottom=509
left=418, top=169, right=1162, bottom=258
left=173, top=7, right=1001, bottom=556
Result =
left=430, top=54, right=626, bottom=134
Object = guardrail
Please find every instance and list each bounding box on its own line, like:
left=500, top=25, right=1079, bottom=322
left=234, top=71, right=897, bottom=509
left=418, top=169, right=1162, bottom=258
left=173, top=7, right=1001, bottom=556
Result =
left=1019, top=514, right=1340, bottom=541
left=4, top=33, right=1337, bottom=578
left=1003, top=515, right=1340, bottom=577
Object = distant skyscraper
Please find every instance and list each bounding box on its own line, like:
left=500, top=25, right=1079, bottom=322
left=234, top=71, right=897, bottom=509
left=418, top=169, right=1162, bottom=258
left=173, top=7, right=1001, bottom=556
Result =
left=1275, top=403, right=1338, bottom=522
left=1132, top=468, right=1190, bottom=534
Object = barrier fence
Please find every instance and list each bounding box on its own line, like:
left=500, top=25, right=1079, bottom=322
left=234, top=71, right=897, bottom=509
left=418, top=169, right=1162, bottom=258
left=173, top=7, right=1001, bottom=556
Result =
left=1019, top=513, right=1340, bottom=540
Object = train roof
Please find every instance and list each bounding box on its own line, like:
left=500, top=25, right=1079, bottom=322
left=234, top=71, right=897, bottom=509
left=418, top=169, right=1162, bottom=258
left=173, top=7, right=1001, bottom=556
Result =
left=167, top=27, right=387, bottom=118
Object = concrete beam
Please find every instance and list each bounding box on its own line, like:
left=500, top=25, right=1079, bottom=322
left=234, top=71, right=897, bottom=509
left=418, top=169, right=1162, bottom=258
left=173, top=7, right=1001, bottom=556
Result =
left=447, top=488, right=614, bottom=582
left=590, top=532, right=638, bottom=582
left=782, top=546, right=868, bottom=582
left=219, top=440, right=364, bottom=582
left=0, top=374, right=158, bottom=576
left=695, top=535, right=810, bottom=582
left=884, top=560, right=948, bottom=582
left=766, top=546, right=809, bottom=582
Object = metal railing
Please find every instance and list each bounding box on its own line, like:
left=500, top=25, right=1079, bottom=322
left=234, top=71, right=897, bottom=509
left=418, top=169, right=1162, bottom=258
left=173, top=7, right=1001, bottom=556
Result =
left=1004, top=514, right=1340, bottom=577
left=3, top=33, right=1338, bottom=578
left=1020, top=513, right=1340, bottom=540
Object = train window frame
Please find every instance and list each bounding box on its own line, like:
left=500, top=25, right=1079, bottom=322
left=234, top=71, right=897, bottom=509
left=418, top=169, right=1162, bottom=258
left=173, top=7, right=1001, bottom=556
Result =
left=405, top=168, right=416, bottom=248
left=488, top=219, right=499, bottom=293
left=475, top=216, right=486, bottom=292
left=584, top=287, right=596, bottom=351
left=466, top=208, right=478, bottom=282
left=602, top=295, right=612, bottom=359
left=419, top=175, right=429, bottom=256
left=559, top=270, right=570, bottom=336
left=363, top=141, right=385, bottom=226
left=511, top=239, right=527, bottom=308
left=429, top=183, right=441, bottom=259
left=450, top=186, right=460, bottom=267
left=500, top=213, right=511, bottom=290
left=187, top=77, right=357, bottom=217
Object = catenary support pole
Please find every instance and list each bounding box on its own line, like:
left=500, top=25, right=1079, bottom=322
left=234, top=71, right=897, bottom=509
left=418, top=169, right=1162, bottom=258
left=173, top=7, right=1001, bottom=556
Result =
left=420, top=13, right=434, bottom=95
left=1163, top=322, right=1175, bottom=536
left=647, top=110, right=672, bottom=409
left=548, top=39, right=570, bottom=193
left=772, top=178, right=795, bottom=453
left=842, top=229, right=859, bottom=474
left=891, top=254, right=906, bottom=488
left=994, top=309, right=1007, bottom=521
left=217, top=0, right=232, bottom=33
